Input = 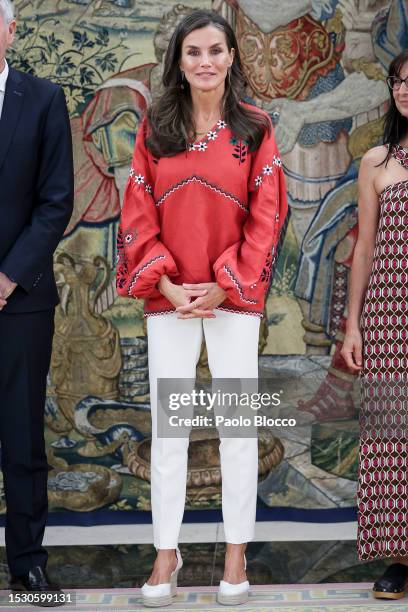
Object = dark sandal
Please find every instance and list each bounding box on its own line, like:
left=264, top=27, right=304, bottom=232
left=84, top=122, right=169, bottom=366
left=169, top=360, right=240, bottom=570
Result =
left=373, top=563, right=408, bottom=600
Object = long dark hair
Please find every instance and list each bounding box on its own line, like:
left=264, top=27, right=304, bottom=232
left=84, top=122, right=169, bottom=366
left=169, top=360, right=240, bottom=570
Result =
left=382, top=50, right=408, bottom=164
left=146, top=10, right=270, bottom=157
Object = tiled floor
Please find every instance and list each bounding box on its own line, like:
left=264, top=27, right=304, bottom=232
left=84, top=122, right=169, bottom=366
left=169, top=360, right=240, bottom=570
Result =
left=1, top=584, right=406, bottom=611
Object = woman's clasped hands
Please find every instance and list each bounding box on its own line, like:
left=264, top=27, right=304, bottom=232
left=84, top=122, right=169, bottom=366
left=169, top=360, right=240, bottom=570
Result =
left=158, top=275, right=227, bottom=319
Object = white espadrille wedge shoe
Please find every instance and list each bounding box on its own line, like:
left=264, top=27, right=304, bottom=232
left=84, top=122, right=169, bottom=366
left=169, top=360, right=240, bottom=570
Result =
left=217, top=554, right=249, bottom=606
left=141, top=548, right=183, bottom=608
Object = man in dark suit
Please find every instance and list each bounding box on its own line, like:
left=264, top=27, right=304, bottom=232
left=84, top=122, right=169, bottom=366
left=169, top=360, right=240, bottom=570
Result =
left=0, top=0, right=74, bottom=602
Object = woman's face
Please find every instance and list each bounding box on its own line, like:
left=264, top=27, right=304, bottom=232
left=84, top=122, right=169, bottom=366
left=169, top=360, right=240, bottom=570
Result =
left=393, top=61, right=408, bottom=118
left=179, top=25, right=234, bottom=94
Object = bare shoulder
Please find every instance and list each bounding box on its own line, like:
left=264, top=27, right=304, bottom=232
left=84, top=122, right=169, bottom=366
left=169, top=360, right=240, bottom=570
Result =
left=358, top=146, right=388, bottom=194
left=360, top=145, right=388, bottom=169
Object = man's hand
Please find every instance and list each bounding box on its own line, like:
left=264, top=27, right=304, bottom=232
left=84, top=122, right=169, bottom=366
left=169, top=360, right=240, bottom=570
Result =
left=0, top=272, right=17, bottom=310
left=175, top=282, right=227, bottom=319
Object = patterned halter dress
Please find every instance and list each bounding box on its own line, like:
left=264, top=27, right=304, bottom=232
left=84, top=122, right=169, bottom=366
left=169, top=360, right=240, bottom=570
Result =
left=357, top=144, right=408, bottom=561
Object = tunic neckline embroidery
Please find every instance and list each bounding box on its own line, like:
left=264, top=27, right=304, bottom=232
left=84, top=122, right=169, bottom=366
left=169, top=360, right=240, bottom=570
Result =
left=188, top=119, right=227, bottom=152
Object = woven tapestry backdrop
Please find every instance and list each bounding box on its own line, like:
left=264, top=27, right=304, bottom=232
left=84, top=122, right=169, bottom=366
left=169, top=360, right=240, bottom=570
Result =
left=3, top=0, right=404, bottom=525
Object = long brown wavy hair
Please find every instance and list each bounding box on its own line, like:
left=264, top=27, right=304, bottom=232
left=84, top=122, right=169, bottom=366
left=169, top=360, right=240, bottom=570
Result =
left=146, top=10, right=270, bottom=158
left=382, top=50, right=408, bottom=165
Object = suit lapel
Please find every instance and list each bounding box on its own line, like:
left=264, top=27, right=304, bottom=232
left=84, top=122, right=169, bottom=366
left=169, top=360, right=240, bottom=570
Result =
left=0, top=67, right=25, bottom=171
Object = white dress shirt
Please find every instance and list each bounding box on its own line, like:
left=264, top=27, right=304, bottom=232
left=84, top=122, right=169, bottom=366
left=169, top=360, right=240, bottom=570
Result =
left=0, top=59, right=9, bottom=119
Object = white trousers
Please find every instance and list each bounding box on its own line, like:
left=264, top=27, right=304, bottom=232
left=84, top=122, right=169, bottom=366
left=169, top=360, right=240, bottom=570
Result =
left=147, top=310, right=260, bottom=549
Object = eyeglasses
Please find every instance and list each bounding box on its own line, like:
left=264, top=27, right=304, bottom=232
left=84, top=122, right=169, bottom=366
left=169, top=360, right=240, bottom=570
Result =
left=387, top=76, right=408, bottom=91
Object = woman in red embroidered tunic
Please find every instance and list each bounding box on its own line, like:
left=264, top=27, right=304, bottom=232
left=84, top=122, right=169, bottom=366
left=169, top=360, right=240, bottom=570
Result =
left=116, top=106, right=286, bottom=316
left=116, top=10, right=288, bottom=607
left=342, top=51, right=408, bottom=601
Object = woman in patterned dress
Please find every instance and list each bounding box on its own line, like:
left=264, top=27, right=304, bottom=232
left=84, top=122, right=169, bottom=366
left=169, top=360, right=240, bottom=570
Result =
left=342, top=50, right=408, bottom=599
left=116, top=10, right=288, bottom=607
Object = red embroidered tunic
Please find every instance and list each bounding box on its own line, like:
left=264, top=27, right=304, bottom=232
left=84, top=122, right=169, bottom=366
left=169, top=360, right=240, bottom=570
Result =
left=116, top=106, right=288, bottom=317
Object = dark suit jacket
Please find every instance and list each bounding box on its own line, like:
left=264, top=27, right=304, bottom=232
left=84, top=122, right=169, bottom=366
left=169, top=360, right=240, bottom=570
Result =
left=0, top=66, right=74, bottom=313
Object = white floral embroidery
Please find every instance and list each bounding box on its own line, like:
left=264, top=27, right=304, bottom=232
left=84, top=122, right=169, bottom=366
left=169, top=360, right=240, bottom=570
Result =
left=217, top=119, right=227, bottom=129
left=255, top=175, right=263, bottom=187
left=197, top=142, right=208, bottom=152
left=273, top=155, right=282, bottom=167
left=263, top=164, right=273, bottom=175
left=124, top=233, right=133, bottom=243
left=207, top=131, right=218, bottom=141
left=129, top=168, right=152, bottom=191
left=129, top=169, right=144, bottom=183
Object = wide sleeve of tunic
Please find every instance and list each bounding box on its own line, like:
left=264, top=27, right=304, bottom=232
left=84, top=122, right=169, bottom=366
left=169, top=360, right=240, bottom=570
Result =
left=116, top=118, right=179, bottom=299
left=212, top=120, right=288, bottom=307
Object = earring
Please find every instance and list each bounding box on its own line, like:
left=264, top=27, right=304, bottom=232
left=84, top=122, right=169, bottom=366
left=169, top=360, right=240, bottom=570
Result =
left=227, top=66, right=231, bottom=86
left=180, top=70, right=185, bottom=90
